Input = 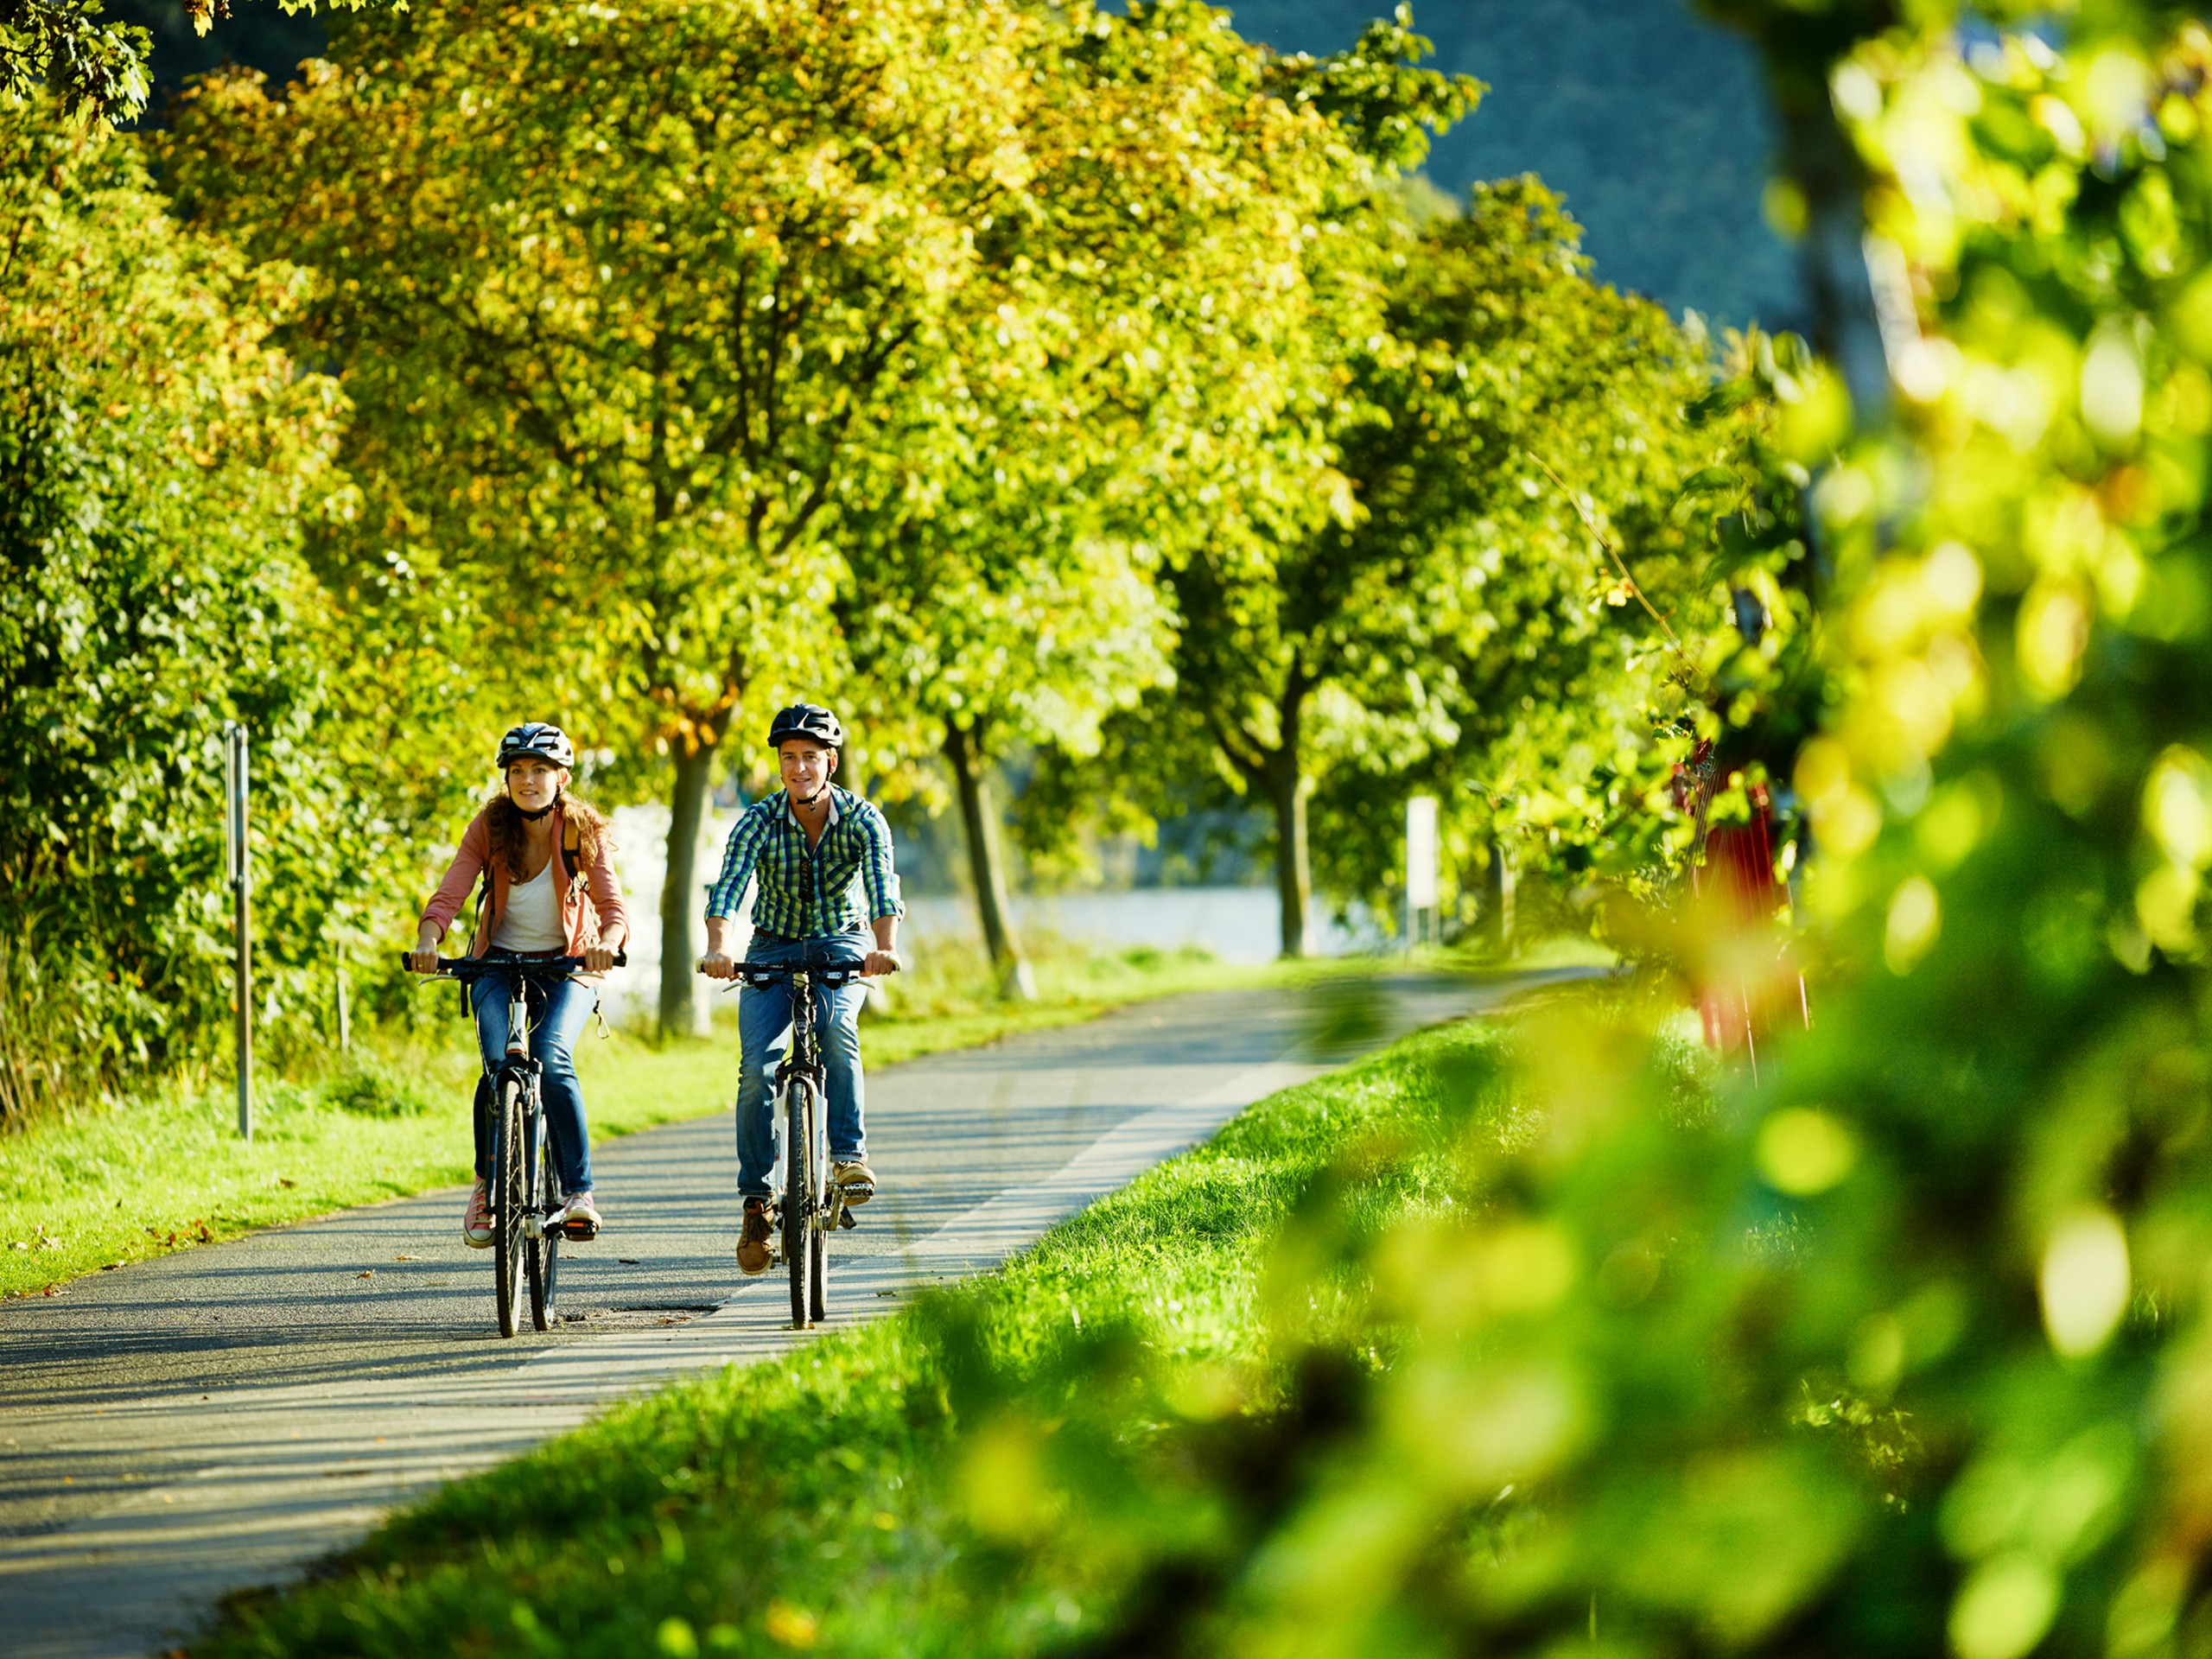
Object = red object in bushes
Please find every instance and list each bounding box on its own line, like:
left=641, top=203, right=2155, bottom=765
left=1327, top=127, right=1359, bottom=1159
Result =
left=1675, top=746, right=1809, bottom=1068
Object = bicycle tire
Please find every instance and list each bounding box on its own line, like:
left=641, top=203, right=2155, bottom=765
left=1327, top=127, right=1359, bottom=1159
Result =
left=785, top=1079, right=811, bottom=1329
left=808, top=1183, right=830, bottom=1325
left=807, top=1084, right=831, bottom=1324
left=526, top=1088, right=559, bottom=1332
left=494, top=1077, right=527, bottom=1338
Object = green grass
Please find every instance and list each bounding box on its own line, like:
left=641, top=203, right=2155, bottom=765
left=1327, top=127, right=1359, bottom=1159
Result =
left=190, top=1014, right=1522, bottom=1659
left=0, top=938, right=1375, bottom=1300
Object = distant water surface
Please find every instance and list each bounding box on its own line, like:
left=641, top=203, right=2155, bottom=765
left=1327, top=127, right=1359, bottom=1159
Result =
left=903, top=887, right=1370, bottom=966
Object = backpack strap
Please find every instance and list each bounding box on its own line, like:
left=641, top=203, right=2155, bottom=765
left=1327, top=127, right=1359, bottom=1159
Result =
left=562, top=818, right=582, bottom=889
left=468, top=861, right=493, bottom=943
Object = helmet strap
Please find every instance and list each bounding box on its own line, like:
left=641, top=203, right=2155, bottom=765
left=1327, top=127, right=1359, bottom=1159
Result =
left=514, top=792, right=560, bottom=823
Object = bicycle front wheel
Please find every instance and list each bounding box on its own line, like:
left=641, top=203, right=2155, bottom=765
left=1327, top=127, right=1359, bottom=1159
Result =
left=494, top=1077, right=527, bottom=1338
left=526, top=1092, right=559, bottom=1332
left=808, top=1096, right=831, bottom=1326
left=784, top=1080, right=813, bottom=1330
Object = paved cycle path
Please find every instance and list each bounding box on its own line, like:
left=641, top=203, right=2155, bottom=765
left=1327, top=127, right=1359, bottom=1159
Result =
left=0, top=970, right=1584, bottom=1657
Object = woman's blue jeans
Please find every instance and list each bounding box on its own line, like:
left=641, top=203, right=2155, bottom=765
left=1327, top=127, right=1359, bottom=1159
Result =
left=470, top=959, right=597, bottom=1197
left=734, top=934, right=868, bottom=1201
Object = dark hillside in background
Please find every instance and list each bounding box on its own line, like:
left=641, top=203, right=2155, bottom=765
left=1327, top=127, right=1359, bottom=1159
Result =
left=108, top=0, right=323, bottom=120
left=114, top=0, right=1804, bottom=329
left=1217, top=0, right=1805, bottom=330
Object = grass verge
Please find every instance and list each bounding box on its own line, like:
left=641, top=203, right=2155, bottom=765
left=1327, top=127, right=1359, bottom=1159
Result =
left=1, top=938, right=1377, bottom=1300
left=189, top=1010, right=1554, bottom=1658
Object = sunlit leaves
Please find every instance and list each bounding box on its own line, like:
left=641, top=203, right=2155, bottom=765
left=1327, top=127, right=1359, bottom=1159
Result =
left=0, top=98, right=393, bottom=1095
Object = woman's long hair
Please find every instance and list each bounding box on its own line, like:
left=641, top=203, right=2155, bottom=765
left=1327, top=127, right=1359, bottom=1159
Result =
left=485, top=785, right=607, bottom=883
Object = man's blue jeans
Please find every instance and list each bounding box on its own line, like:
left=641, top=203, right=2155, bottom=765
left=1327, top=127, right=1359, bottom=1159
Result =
left=734, top=933, right=868, bottom=1200
left=470, top=959, right=597, bottom=1197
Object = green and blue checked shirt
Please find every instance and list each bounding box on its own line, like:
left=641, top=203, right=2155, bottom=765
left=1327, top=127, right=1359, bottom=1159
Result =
left=705, top=785, right=903, bottom=939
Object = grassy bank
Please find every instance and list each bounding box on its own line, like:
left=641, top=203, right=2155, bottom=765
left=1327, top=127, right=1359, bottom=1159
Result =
left=3, top=939, right=1360, bottom=1300
left=189, top=1005, right=1637, bottom=1658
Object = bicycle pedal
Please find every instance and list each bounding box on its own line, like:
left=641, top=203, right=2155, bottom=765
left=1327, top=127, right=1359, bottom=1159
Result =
left=838, top=1208, right=858, bottom=1230
left=563, top=1218, right=599, bottom=1242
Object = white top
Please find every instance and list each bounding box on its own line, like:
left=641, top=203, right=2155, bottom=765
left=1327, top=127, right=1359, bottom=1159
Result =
left=492, top=857, right=565, bottom=951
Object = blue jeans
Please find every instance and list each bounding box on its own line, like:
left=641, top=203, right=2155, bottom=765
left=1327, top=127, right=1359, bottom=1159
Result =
left=734, top=933, right=868, bottom=1200
left=470, top=959, right=597, bottom=1197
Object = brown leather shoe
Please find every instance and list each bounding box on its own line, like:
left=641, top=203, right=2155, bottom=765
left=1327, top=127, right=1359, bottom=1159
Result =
left=736, top=1198, right=773, bottom=1275
left=832, top=1160, right=876, bottom=1206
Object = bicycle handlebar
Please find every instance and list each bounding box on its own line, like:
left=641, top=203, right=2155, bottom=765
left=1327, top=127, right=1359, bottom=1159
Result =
left=402, top=952, right=626, bottom=979
left=697, top=960, right=869, bottom=988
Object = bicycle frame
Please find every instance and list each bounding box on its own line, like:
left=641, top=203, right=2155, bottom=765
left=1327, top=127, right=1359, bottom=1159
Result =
left=498, top=980, right=550, bottom=1242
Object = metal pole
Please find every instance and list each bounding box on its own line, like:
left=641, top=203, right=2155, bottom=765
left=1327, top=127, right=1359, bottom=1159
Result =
left=226, top=722, right=252, bottom=1141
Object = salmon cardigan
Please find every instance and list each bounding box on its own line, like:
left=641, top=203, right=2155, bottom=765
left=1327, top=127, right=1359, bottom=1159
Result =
left=418, top=803, right=629, bottom=957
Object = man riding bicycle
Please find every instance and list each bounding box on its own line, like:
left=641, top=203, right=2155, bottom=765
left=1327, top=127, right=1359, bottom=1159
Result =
left=698, top=703, right=901, bottom=1276
left=406, top=722, right=629, bottom=1246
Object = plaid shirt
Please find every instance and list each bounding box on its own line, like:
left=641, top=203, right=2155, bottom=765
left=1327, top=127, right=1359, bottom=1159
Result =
left=705, top=785, right=903, bottom=939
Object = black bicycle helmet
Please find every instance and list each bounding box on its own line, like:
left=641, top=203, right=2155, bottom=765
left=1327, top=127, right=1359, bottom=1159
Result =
left=495, top=721, right=575, bottom=769
left=766, top=703, right=844, bottom=749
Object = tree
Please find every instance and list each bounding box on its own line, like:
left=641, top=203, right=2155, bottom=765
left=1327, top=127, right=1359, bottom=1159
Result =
left=3, top=0, right=153, bottom=118
left=2, top=0, right=383, bottom=122
left=0, top=95, right=402, bottom=1113
left=1161, top=178, right=1708, bottom=956
left=842, top=455, right=1173, bottom=997
left=833, top=0, right=1364, bottom=995
left=166, top=0, right=1066, bottom=1032
left=1696, top=0, right=1896, bottom=423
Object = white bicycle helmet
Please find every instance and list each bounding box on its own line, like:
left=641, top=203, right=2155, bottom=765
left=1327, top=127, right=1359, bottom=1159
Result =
left=495, top=721, right=575, bottom=769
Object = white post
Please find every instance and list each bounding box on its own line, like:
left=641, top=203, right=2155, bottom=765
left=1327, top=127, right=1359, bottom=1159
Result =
left=1406, top=794, right=1439, bottom=951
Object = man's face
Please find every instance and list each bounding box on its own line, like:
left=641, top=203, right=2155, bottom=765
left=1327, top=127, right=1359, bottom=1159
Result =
left=505, top=756, right=567, bottom=811
left=779, top=741, right=837, bottom=800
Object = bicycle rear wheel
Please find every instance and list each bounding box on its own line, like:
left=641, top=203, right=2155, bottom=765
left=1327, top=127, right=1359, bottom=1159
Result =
left=784, top=1079, right=812, bottom=1330
left=494, top=1077, right=527, bottom=1338
left=526, top=1091, right=559, bottom=1332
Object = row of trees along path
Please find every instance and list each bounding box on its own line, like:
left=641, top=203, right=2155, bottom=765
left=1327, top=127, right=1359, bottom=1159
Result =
left=3, top=0, right=1731, bottom=1086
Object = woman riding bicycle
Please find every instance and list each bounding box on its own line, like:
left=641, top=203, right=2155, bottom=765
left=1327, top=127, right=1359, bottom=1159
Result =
left=405, top=723, right=629, bottom=1247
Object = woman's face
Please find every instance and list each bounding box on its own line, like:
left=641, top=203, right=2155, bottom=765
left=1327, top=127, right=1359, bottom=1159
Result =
left=505, top=757, right=568, bottom=812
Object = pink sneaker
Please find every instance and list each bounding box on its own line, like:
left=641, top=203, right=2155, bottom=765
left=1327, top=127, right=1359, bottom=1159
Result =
left=461, top=1180, right=493, bottom=1249
left=559, top=1192, right=602, bottom=1242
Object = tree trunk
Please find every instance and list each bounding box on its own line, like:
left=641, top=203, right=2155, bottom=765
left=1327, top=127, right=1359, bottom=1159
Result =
left=944, top=718, right=1034, bottom=1001
left=1705, top=4, right=1895, bottom=426
left=1782, top=97, right=1891, bottom=429
left=658, top=722, right=725, bottom=1039
left=1265, top=756, right=1313, bottom=959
